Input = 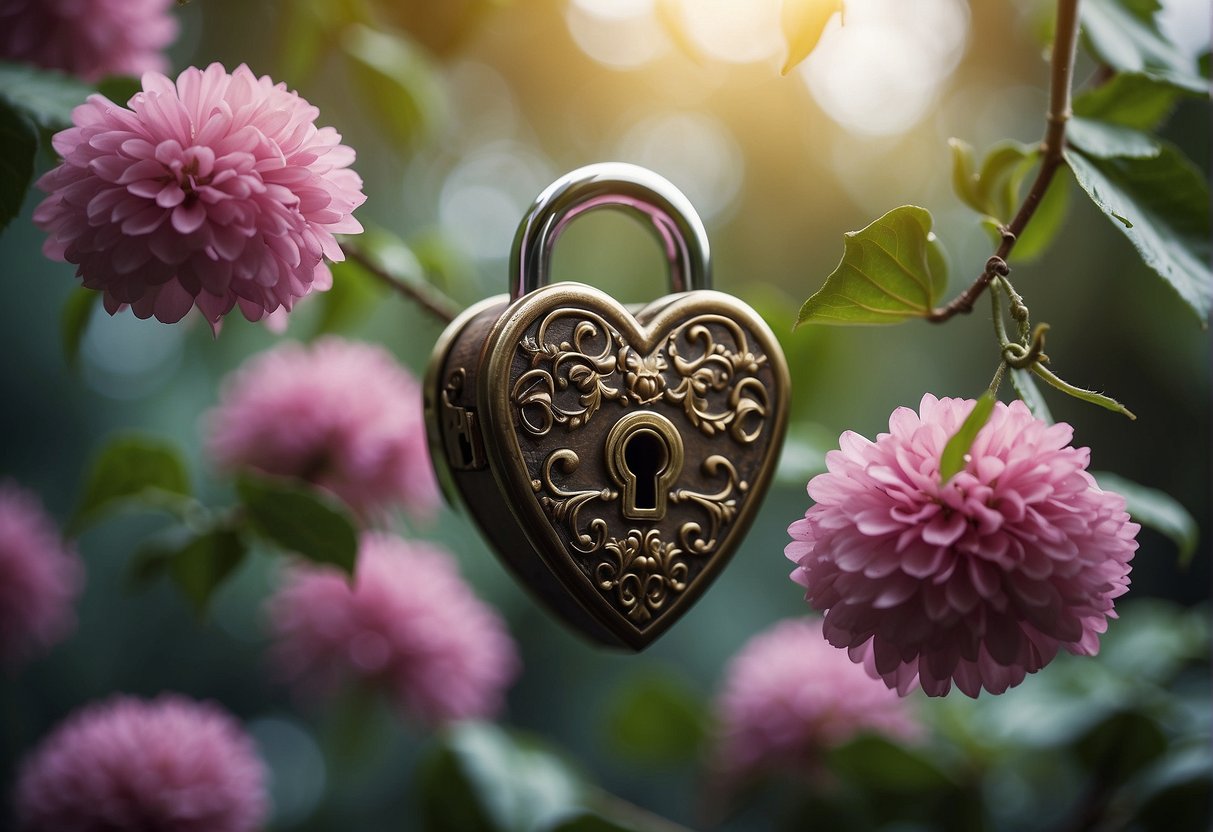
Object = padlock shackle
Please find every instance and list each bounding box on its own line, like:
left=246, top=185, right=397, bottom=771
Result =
left=509, top=162, right=712, bottom=302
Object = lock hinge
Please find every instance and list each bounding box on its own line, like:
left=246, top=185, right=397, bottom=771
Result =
left=441, top=370, right=486, bottom=471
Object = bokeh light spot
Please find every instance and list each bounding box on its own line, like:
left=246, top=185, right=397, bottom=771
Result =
left=617, top=112, right=744, bottom=222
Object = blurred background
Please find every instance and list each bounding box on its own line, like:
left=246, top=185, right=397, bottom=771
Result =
left=1, top=0, right=1209, bottom=828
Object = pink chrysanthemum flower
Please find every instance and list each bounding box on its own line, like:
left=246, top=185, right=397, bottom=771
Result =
left=786, top=394, right=1138, bottom=698
left=33, top=63, right=365, bottom=327
left=713, top=617, right=922, bottom=779
left=267, top=532, right=520, bottom=724
left=15, top=694, right=267, bottom=832
left=0, top=0, right=177, bottom=82
left=206, top=336, right=439, bottom=519
left=0, top=481, right=82, bottom=665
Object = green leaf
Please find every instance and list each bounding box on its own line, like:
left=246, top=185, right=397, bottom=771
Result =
left=1031, top=363, right=1136, bottom=419
left=1075, top=709, right=1168, bottom=788
left=1080, top=0, right=1206, bottom=93
left=550, top=813, right=645, bottom=832
left=796, top=206, right=947, bottom=327
left=975, top=141, right=1034, bottom=224
left=419, top=722, right=585, bottom=832
left=276, top=0, right=339, bottom=84
left=938, top=391, right=996, bottom=483
left=1065, top=143, right=1211, bottom=322
left=781, top=0, right=843, bottom=75
left=1009, top=367, right=1054, bottom=423
left=1072, top=72, right=1191, bottom=130
left=603, top=673, right=707, bottom=766
left=94, top=76, right=141, bottom=106
left=1091, top=471, right=1199, bottom=566
left=168, top=528, right=247, bottom=615
left=826, top=735, right=954, bottom=794
left=315, top=258, right=387, bottom=335
left=340, top=24, right=448, bottom=151
left=0, top=98, right=36, bottom=234
left=948, top=138, right=982, bottom=214
left=1132, top=745, right=1213, bottom=830
left=408, top=227, right=476, bottom=292
left=1066, top=117, right=1161, bottom=159
left=950, top=139, right=1035, bottom=225
left=0, top=61, right=93, bottom=131
left=61, top=288, right=99, bottom=369
left=236, top=475, right=358, bottom=574
left=1007, top=163, right=1070, bottom=262
left=71, top=435, right=192, bottom=533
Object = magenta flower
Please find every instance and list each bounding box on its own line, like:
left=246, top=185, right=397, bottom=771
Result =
left=33, top=63, right=365, bottom=327
left=713, top=617, right=921, bottom=779
left=787, top=395, right=1138, bottom=698
left=206, top=336, right=439, bottom=519
left=267, top=532, right=520, bottom=724
left=0, top=0, right=177, bottom=82
left=0, top=481, right=82, bottom=665
left=15, top=694, right=267, bottom=832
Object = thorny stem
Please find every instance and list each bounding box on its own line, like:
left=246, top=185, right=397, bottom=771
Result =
left=339, top=241, right=460, bottom=324
left=927, top=0, right=1082, bottom=323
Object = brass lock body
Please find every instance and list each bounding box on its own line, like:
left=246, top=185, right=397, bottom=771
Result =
left=424, top=163, right=790, bottom=649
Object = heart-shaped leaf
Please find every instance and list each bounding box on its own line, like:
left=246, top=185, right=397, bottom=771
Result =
left=796, top=206, right=947, bottom=327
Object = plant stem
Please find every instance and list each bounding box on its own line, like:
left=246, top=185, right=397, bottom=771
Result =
left=928, top=0, right=1081, bottom=323
left=340, top=241, right=460, bottom=324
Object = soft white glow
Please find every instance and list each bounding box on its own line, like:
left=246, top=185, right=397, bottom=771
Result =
left=1157, top=0, right=1213, bottom=58
left=571, top=0, right=654, bottom=21
left=565, top=2, right=669, bottom=70
left=439, top=144, right=553, bottom=260
left=445, top=61, right=521, bottom=149
left=617, top=111, right=744, bottom=222
left=675, top=0, right=784, bottom=64
left=801, top=0, right=969, bottom=136
left=82, top=308, right=184, bottom=400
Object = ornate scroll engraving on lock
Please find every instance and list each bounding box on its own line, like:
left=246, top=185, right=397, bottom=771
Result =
left=424, top=163, right=790, bottom=650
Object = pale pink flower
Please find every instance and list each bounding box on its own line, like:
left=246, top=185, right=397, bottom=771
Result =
left=0, top=481, right=82, bottom=665
left=713, top=617, right=922, bottom=779
left=33, top=63, right=365, bottom=327
left=205, top=336, right=439, bottom=519
left=267, top=532, right=520, bottom=724
left=786, top=394, right=1138, bottom=698
left=15, top=694, right=267, bottom=832
left=0, top=0, right=177, bottom=82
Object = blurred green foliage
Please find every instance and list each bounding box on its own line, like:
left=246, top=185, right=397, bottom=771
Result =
left=0, top=0, right=1209, bottom=830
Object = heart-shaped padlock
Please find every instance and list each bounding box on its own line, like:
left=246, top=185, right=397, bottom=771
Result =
left=424, top=163, right=789, bottom=649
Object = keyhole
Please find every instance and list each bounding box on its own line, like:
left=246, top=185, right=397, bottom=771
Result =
left=623, top=430, right=667, bottom=511
left=605, top=412, right=684, bottom=521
